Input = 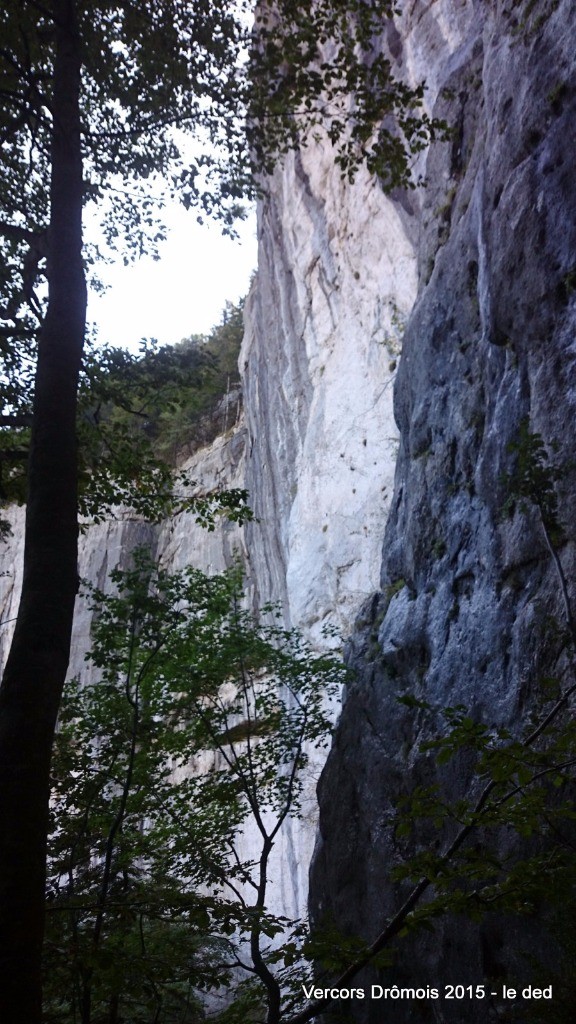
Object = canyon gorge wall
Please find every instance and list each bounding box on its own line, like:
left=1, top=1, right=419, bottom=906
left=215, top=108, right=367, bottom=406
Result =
left=311, top=1, right=576, bottom=1021
left=0, top=1, right=574, bottom=1015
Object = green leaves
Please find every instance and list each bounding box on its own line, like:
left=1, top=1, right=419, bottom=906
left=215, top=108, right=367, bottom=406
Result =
left=503, top=420, right=565, bottom=539
left=390, top=684, right=576, bottom=940
left=83, top=300, right=246, bottom=468
left=0, top=299, right=247, bottom=523
left=249, top=0, right=449, bottom=191
left=1, top=0, right=449, bottom=340
left=46, top=551, right=346, bottom=1021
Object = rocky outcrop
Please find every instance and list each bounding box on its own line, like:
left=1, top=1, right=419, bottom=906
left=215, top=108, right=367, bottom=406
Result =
left=311, top=1, right=576, bottom=1019
left=242, top=142, right=416, bottom=643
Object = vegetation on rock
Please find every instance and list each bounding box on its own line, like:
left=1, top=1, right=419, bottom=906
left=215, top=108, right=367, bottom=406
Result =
left=94, top=301, right=246, bottom=468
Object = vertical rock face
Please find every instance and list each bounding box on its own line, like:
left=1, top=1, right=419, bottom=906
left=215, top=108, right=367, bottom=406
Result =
left=311, top=1, right=576, bottom=1018
left=233, top=110, right=420, bottom=918
left=242, top=147, right=416, bottom=643
left=237, top=134, right=418, bottom=920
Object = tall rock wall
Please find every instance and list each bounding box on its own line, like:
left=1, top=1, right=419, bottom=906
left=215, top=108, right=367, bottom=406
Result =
left=311, top=1, right=576, bottom=1020
left=2, top=2, right=573, bottom=1007
left=242, top=148, right=415, bottom=643
left=236, top=122, right=419, bottom=920
left=0, top=41, right=413, bottom=929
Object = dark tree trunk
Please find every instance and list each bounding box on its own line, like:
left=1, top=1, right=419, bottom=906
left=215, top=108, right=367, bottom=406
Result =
left=0, top=2, right=86, bottom=1020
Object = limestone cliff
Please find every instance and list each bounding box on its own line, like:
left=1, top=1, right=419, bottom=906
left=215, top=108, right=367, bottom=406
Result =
left=311, top=1, right=576, bottom=1020
left=236, top=126, right=418, bottom=919
left=242, top=146, right=415, bottom=643
left=1, top=2, right=573, bottom=1010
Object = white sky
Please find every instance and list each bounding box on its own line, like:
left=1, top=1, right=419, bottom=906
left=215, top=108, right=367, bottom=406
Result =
left=86, top=204, right=258, bottom=351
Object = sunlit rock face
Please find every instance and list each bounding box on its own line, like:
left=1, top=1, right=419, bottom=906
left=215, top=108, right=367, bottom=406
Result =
left=242, top=149, right=416, bottom=643
left=311, top=2, right=576, bottom=1019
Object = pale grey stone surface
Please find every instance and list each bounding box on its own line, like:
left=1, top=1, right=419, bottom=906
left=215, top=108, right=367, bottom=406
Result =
left=311, top=2, right=576, bottom=1019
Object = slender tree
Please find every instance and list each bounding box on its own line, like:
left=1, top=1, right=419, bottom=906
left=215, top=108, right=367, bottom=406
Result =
left=0, top=4, right=85, bottom=1017
left=0, top=2, right=445, bottom=1018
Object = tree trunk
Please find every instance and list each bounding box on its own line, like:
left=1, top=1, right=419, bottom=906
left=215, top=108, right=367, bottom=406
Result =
left=0, top=2, right=85, bottom=1019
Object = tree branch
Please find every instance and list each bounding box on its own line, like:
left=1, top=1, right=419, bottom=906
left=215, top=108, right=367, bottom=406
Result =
left=0, top=448, right=28, bottom=461
left=0, top=415, right=32, bottom=428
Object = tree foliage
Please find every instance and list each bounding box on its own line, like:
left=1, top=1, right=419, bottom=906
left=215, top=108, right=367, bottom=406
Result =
left=0, top=0, right=446, bottom=348
left=85, top=300, right=246, bottom=471
left=250, top=0, right=446, bottom=187
left=35, top=419, right=573, bottom=1024
left=0, top=301, right=250, bottom=531
left=45, top=552, right=345, bottom=1024
left=75, top=302, right=250, bottom=527
left=43, top=428, right=576, bottom=1024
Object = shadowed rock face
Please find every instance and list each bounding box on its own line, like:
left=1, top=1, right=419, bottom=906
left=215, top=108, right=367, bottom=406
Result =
left=311, top=2, right=576, bottom=1019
